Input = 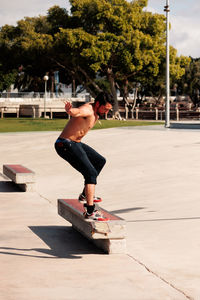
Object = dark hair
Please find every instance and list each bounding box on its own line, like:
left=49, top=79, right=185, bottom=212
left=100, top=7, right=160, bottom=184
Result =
left=94, top=92, right=113, bottom=106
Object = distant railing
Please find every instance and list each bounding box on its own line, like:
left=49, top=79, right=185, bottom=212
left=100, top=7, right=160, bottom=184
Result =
left=1, top=104, right=200, bottom=121
left=0, top=92, right=89, bottom=99
left=1, top=94, right=200, bottom=120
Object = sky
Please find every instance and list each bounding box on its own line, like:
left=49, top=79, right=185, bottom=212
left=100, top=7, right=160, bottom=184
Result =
left=146, top=0, right=200, bottom=58
left=0, top=0, right=199, bottom=58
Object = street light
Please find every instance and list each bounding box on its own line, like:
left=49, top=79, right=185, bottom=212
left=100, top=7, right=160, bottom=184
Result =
left=164, top=0, right=170, bottom=128
left=43, top=75, right=49, bottom=118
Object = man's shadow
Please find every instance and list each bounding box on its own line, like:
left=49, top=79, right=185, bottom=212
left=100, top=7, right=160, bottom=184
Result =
left=0, top=226, right=104, bottom=259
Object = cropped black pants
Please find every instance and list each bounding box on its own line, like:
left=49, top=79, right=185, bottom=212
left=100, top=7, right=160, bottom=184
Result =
left=55, top=138, right=106, bottom=185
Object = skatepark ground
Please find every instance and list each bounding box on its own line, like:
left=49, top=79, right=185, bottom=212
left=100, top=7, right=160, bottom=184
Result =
left=0, top=125, right=200, bottom=300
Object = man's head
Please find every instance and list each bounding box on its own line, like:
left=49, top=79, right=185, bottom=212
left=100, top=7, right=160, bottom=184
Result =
left=94, top=92, right=113, bottom=116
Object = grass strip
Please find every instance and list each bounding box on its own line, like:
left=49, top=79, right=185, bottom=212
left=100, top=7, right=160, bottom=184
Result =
left=0, top=118, right=164, bottom=133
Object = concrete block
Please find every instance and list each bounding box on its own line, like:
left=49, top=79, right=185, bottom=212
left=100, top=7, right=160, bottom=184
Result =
left=94, top=238, right=127, bottom=254
left=3, top=164, right=35, bottom=191
left=58, top=199, right=126, bottom=254
left=18, top=183, right=36, bottom=192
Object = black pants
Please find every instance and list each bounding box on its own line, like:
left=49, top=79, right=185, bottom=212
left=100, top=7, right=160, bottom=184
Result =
left=55, top=138, right=106, bottom=185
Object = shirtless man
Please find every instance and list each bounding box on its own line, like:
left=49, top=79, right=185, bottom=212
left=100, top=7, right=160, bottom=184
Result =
left=54, top=92, right=113, bottom=221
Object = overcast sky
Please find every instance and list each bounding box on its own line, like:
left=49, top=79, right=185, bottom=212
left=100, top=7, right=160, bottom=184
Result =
left=146, top=0, right=200, bottom=58
left=0, top=0, right=199, bottom=58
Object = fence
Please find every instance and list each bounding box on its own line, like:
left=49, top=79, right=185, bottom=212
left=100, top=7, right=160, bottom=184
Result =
left=1, top=94, right=200, bottom=120
left=0, top=92, right=80, bottom=99
left=1, top=103, right=200, bottom=121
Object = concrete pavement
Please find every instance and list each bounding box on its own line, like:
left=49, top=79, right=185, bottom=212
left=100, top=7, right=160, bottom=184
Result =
left=0, top=126, right=200, bottom=300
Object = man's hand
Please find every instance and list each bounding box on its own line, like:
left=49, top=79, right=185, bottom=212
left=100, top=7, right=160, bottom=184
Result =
left=64, top=101, right=72, bottom=114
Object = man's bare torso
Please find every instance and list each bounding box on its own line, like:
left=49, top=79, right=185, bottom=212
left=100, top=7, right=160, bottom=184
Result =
left=59, top=103, right=98, bottom=142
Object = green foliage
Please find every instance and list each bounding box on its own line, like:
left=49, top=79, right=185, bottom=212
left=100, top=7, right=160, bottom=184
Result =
left=0, top=66, right=17, bottom=92
left=65, top=0, right=175, bottom=113
left=170, top=46, right=191, bottom=81
left=176, top=58, right=200, bottom=105
left=47, top=6, right=70, bottom=34
left=0, top=16, right=56, bottom=92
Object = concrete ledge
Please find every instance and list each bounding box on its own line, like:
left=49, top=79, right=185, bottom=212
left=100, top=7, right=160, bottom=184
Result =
left=170, top=121, right=200, bottom=129
left=3, top=164, right=35, bottom=192
left=58, top=199, right=126, bottom=254
left=18, top=182, right=36, bottom=192
left=93, top=238, right=127, bottom=254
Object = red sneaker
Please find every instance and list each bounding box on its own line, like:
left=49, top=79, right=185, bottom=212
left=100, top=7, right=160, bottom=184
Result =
left=84, top=209, right=109, bottom=222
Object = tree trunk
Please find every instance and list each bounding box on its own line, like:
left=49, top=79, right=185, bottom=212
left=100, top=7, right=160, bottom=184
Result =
left=132, top=86, right=138, bottom=111
left=72, top=76, right=76, bottom=97
left=50, top=74, right=54, bottom=97
left=77, top=66, right=102, bottom=95
left=107, top=67, right=121, bottom=119
left=123, top=78, right=129, bottom=99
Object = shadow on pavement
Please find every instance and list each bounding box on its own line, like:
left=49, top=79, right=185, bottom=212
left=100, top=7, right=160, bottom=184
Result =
left=127, top=216, right=200, bottom=223
left=110, top=207, right=145, bottom=215
left=0, top=181, right=23, bottom=193
left=0, top=226, right=104, bottom=259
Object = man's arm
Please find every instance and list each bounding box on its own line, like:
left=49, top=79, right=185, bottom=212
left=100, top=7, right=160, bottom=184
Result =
left=64, top=101, right=92, bottom=117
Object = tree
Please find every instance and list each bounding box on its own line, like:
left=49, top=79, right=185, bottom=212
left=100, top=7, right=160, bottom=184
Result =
left=139, top=46, right=190, bottom=106
left=176, top=58, right=200, bottom=106
left=54, top=0, right=188, bottom=117
left=47, top=6, right=71, bottom=34
left=0, top=16, right=56, bottom=93
left=0, top=65, right=17, bottom=93
left=0, top=25, right=19, bottom=92
left=52, top=0, right=167, bottom=117
left=0, top=9, right=76, bottom=94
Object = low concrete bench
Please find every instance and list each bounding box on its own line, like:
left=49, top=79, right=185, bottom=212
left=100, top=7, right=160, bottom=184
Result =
left=3, top=164, right=35, bottom=192
left=58, top=199, right=126, bottom=254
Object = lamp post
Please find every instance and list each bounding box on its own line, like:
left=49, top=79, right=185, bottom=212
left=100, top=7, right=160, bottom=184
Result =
left=164, top=0, right=170, bottom=128
left=43, top=75, right=49, bottom=118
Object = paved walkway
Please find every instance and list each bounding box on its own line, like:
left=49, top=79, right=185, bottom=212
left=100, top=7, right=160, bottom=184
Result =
left=0, top=126, right=200, bottom=300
